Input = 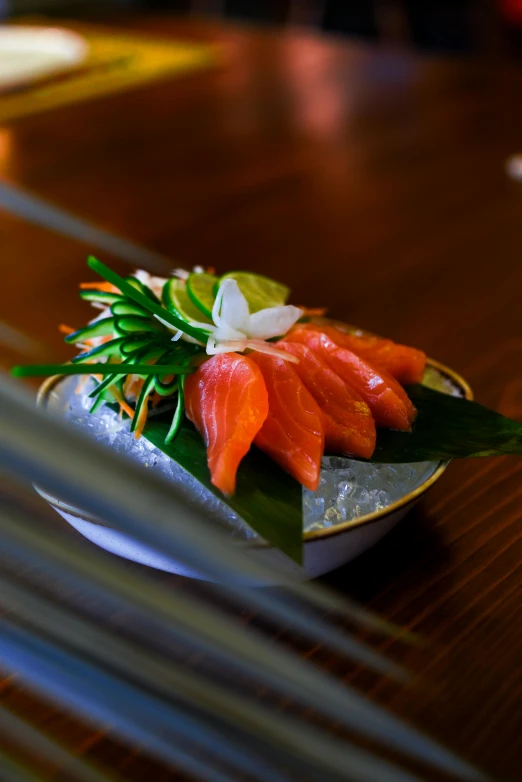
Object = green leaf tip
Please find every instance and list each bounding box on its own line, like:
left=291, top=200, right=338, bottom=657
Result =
left=369, top=384, right=522, bottom=463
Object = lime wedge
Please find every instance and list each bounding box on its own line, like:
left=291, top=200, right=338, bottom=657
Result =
left=162, top=278, right=212, bottom=324
left=219, top=271, right=290, bottom=313
left=186, top=272, right=217, bottom=318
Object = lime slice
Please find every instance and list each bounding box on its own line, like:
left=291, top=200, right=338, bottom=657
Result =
left=219, top=271, right=290, bottom=313
left=186, top=272, right=217, bottom=318
left=162, top=278, right=212, bottom=324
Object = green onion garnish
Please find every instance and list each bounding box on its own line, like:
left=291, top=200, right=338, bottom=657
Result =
left=12, top=364, right=191, bottom=378
left=87, top=257, right=210, bottom=343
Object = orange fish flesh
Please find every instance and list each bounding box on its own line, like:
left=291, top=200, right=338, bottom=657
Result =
left=286, top=329, right=416, bottom=431
left=250, top=352, right=324, bottom=491
left=298, top=323, right=426, bottom=385
left=278, top=340, right=376, bottom=459
left=184, top=353, right=269, bottom=496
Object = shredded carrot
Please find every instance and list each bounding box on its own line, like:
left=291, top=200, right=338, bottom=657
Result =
left=206, top=266, right=216, bottom=275
left=134, top=394, right=151, bottom=440
left=59, top=324, right=76, bottom=336
left=120, top=399, right=136, bottom=420
left=111, top=387, right=135, bottom=420
left=80, top=281, right=120, bottom=294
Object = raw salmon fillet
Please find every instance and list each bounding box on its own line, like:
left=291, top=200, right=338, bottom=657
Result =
left=278, top=340, right=376, bottom=459
left=286, top=329, right=416, bottom=431
left=298, top=323, right=426, bottom=385
left=250, top=352, right=324, bottom=491
left=184, top=353, right=269, bottom=495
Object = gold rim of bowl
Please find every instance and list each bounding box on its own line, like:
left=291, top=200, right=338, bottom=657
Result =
left=37, top=358, right=473, bottom=547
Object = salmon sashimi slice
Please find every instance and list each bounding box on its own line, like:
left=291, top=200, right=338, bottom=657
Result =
left=250, top=352, right=324, bottom=491
left=297, top=323, right=426, bottom=385
left=278, top=340, right=376, bottom=459
left=184, top=353, right=269, bottom=495
left=286, top=329, right=416, bottom=431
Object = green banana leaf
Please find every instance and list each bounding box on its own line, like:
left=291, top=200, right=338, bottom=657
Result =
left=371, top=384, right=522, bottom=463
left=143, top=418, right=304, bottom=564
left=142, top=384, right=522, bottom=565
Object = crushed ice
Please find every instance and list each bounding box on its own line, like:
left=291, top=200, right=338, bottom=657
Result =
left=49, top=367, right=461, bottom=540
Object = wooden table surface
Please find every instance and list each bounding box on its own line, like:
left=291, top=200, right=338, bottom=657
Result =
left=2, top=15, right=522, bottom=782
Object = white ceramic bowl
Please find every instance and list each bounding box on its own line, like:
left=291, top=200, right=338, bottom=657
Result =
left=37, top=360, right=472, bottom=582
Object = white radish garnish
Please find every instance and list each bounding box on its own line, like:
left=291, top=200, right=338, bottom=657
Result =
left=205, top=279, right=302, bottom=361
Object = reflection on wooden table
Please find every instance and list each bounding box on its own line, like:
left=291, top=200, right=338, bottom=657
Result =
left=0, top=19, right=216, bottom=121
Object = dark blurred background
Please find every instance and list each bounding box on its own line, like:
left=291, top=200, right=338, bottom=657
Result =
left=3, top=0, right=522, bottom=57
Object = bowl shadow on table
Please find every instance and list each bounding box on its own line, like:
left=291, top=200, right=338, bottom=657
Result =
left=319, top=501, right=452, bottom=604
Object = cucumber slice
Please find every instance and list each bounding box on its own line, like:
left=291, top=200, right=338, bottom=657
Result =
left=65, top=318, right=116, bottom=345
left=125, top=276, right=161, bottom=305
left=114, top=315, right=166, bottom=336
left=86, top=349, right=157, bottom=399
left=88, top=363, right=132, bottom=398
left=154, top=373, right=178, bottom=396
left=91, top=348, right=170, bottom=403
left=186, top=272, right=217, bottom=319
left=120, top=336, right=158, bottom=356
left=80, top=290, right=124, bottom=306
left=218, top=271, right=290, bottom=313
left=163, top=278, right=212, bottom=325
left=86, top=355, right=122, bottom=398
left=72, top=336, right=128, bottom=364
left=89, top=378, right=122, bottom=414
left=134, top=346, right=170, bottom=374
left=111, top=300, right=149, bottom=318
left=88, top=257, right=209, bottom=344
left=164, top=375, right=185, bottom=444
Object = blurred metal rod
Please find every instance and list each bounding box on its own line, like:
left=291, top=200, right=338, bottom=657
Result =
left=0, top=572, right=415, bottom=782
left=1, top=569, right=410, bottom=782
left=0, top=708, right=113, bottom=782
left=0, top=750, right=43, bottom=782
left=0, top=507, right=407, bottom=739
left=0, top=619, right=238, bottom=782
left=0, top=379, right=487, bottom=782
left=0, top=180, right=172, bottom=274
left=0, top=581, right=289, bottom=782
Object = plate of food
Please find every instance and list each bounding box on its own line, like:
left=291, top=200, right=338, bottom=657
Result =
left=0, top=26, right=88, bottom=91
left=14, top=258, right=522, bottom=583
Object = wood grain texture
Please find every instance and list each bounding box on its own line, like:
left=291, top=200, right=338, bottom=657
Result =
left=2, top=14, right=522, bottom=781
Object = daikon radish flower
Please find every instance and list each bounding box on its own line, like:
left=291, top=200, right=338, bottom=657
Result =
left=205, top=279, right=303, bottom=363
